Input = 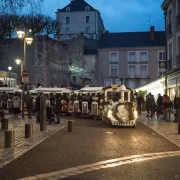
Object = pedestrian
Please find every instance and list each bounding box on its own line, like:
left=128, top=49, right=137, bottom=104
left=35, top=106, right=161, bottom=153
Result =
left=26, top=93, right=33, bottom=118
left=54, top=94, right=62, bottom=124
left=137, top=94, right=144, bottom=116
left=12, top=92, right=21, bottom=117
left=146, top=93, right=154, bottom=117
left=162, top=94, right=172, bottom=122
left=35, top=93, right=41, bottom=123
left=174, top=94, right=180, bottom=123
left=46, top=103, right=55, bottom=124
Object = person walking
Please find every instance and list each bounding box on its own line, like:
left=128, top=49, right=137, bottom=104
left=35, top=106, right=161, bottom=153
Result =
left=54, top=94, right=62, bottom=124
left=12, top=92, right=21, bottom=117
left=162, top=94, right=172, bottom=122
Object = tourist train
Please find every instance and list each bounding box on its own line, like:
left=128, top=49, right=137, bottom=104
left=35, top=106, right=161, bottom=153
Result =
left=0, top=85, right=138, bottom=127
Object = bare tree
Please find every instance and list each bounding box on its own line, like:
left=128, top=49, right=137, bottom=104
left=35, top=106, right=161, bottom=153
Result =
left=19, top=14, right=47, bottom=36
left=0, top=0, right=43, bottom=14
left=42, top=16, right=57, bottom=37
left=0, top=14, right=20, bottom=38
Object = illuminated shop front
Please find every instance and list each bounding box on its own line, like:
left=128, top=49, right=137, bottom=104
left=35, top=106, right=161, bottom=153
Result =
left=166, top=71, right=180, bottom=100
left=0, top=71, right=18, bottom=87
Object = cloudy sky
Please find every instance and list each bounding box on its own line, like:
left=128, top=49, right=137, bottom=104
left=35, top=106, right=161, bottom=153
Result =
left=42, top=0, right=165, bottom=32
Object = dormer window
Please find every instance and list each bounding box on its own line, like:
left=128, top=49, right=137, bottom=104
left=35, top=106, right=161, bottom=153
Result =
left=85, top=6, right=90, bottom=11
left=66, top=7, right=70, bottom=11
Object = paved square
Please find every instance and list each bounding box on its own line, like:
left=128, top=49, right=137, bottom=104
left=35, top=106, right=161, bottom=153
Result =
left=0, top=115, right=66, bottom=168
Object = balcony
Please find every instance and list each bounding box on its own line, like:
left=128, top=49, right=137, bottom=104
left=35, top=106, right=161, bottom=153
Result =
left=177, top=12, right=180, bottom=28
left=166, top=23, right=172, bottom=36
left=167, top=59, right=172, bottom=71
left=127, top=74, right=150, bottom=79
left=176, top=54, right=180, bottom=68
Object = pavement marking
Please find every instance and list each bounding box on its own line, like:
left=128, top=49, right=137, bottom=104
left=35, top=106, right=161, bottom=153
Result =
left=141, top=119, right=180, bottom=147
left=19, top=150, right=180, bottom=180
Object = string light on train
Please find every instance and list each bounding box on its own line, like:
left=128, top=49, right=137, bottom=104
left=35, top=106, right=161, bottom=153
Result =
left=69, top=65, right=83, bottom=72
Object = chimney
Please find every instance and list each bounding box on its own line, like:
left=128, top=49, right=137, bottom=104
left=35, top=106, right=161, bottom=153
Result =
left=150, top=26, right=155, bottom=40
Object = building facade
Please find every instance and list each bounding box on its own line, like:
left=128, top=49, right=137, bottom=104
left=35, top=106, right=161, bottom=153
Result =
left=97, top=27, right=166, bottom=89
left=56, top=0, right=105, bottom=40
left=162, top=0, right=180, bottom=99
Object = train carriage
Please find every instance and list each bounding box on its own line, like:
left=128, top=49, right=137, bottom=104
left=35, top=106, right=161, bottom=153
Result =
left=72, top=87, right=103, bottom=117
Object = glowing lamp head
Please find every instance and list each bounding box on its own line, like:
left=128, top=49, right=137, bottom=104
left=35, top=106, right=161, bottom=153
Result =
left=26, top=37, right=33, bottom=45
left=8, top=66, right=12, bottom=71
left=17, top=31, right=25, bottom=38
left=15, top=59, right=21, bottom=65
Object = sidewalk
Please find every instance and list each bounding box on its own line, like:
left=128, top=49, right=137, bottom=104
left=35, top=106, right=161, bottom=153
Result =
left=0, top=115, right=66, bottom=168
left=140, top=112, right=180, bottom=147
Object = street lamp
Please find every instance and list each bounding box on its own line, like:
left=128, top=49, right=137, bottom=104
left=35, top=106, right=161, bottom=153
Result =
left=8, top=66, right=12, bottom=87
left=15, top=59, right=22, bottom=84
left=16, top=30, right=33, bottom=118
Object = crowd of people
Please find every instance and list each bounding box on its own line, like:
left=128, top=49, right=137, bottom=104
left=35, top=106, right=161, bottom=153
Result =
left=135, top=92, right=180, bottom=123
left=0, top=92, right=63, bottom=125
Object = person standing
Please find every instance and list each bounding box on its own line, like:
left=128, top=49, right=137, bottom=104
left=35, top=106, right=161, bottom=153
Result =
left=12, top=92, right=21, bottom=117
left=35, top=93, right=41, bottom=123
left=137, top=94, right=144, bottom=116
left=174, top=94, right=180, bottom=123
left=26, top=93, right=33, bottom=118
left=54, top=94, right=62, bottom=124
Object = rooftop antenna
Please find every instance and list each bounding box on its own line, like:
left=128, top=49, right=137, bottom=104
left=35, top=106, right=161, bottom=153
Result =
left=144, top=15, right=153, bottom=28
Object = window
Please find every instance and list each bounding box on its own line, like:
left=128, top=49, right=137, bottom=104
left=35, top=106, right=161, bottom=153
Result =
left=104, top=79, right=112, bottom=86
left=159, top=51, right=166, bottom=61
left=115, top=79, right=121, bottom=85
left=66, top=17, right=70, bottom=24
left=109, top=52, right=118, bottom=62
left=128, top=52, right=136, bottom=62
left=168, top=42, right=172, bottom=59
left=178, top=36, right=180, bottom=55
left=140, top=65, right=148, bottom=77
left=66, top=7, right=70, bottom=11
left=85, top=27, right=90, bottom=33
left=109, top=65, right=119, bottom=76
left=86, top=16, right=90, bottom=23
left=140, top=52, right=148, bottom=62
left=168, top=10, right=172, bottom=24
left=128, top=65, right=136, bottom=77
left=85, top=6, right=90, bottom=11
left=65, top=27, right=70, bottom=34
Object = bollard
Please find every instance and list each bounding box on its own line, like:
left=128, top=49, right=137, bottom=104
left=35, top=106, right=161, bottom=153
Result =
left=4, top=130, right=15, bottom=148
left=1, top=118, right=8, bottom=130
left=178, top=122, right=180, bottom=134
left=25, top=123, right=33, bottom=138
left=68, top=120, right=73, bottom=132
left=40, top=95, right=47, bottom=131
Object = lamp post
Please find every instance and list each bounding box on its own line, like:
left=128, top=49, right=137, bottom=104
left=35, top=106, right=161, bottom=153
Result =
left=15, top=59, right=22, bottom=84
left=8, top=66, right=12, bottom=87
left=16, top=30, right=33, bottom=119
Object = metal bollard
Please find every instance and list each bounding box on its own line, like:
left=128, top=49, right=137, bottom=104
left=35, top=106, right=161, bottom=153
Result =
left=4, top=130, right=15, bottom=148
left=68, top=120, right=73, bottom=132
left=40, top=95, right=47, bottom=131
left=1, top=118, right=8, bottom=130
left=178, top=122, right=180, bottom=134
left=25, top=123, right=33, bottom=138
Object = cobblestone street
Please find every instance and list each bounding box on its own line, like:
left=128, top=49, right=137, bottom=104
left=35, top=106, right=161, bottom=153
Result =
left=0, top=115, right=66, bottom=168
